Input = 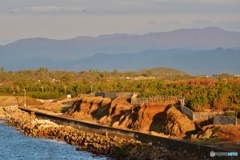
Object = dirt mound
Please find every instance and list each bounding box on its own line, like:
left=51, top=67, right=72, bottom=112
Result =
left=118, top=103, right=168, bottom=132
left=65, top=96, right=175, bottom=134
left=0, top=96, right=42, bottom=107
left=65, top=96, right=112, bottom=120
left=101, top=97, right=134, bottom=128
left=35, top=100, right=70, bottom=113
left=197, top=124, right=240, bottom=141
left=164, top=106, right=196, bottom=137
left=0, top=96, right=21, bottom=106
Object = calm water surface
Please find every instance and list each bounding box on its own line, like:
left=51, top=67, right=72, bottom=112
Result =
left=0, top=121, right=107, bottom=160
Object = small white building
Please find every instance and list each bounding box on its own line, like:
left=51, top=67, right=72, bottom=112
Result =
left=67, top=94, right=72, bottom=99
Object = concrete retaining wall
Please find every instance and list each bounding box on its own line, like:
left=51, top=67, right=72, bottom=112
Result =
left=131, top=96, right=180, bottom=105
left=180, top=105, right=194, bottom=120
left=95, top=92, right=134, bottom=99
left=180, top=106, right=226, bottom=122
left=213, top=115, right=238, bottom=125
left=180, top=106, right=238, bottom=125
left=95, top=92, right=117, bottom=99
left=193, top=111, right=225, bottom=122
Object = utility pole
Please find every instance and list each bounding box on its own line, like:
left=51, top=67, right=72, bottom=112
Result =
left=23, top=89, right=26, bottom=107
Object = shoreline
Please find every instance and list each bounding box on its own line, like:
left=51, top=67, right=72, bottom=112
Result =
left=3, top=106, right=199, bottom=159
left=0, top=107, right=6, bottom=120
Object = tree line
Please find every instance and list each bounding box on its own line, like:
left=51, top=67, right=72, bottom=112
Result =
left=0, top=67, right=239, bottom=114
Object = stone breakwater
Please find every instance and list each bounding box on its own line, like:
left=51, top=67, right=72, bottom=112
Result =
left=3, top=106, right=199, bottom=160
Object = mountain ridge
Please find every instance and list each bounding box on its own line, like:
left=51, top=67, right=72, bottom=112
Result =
left=2, top=48, right=240, bottom=75
left=1, top=27, right=240, bottom=74
left=3, top=27, right=240, bottom=52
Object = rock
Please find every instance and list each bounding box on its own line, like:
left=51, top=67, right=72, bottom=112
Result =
left=199, top=129, right=212, bottom=140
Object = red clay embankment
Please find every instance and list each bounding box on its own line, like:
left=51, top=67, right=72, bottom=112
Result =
left=64, top=96, right=197, bottom=137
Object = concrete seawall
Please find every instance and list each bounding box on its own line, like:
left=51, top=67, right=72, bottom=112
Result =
left=19, top=107, right=238, bottom=159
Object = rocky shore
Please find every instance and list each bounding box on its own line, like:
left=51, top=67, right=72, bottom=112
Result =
left=0, top=107, right=6, bottom=119
left=2, top=106, right=199, bottom=160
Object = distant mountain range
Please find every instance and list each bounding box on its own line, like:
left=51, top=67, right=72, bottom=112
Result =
left=0, top=27, right=240, bottom=75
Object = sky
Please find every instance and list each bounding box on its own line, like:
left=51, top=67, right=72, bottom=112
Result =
left=0, top=0, right=240, bottom=45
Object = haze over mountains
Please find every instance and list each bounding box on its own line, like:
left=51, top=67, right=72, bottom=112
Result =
left=0, top=27, right=240, bottom=75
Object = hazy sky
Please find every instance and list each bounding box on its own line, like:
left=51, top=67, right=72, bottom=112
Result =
left=0, top=0, right=240, bottom=45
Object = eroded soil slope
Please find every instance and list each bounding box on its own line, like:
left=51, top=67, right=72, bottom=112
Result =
left=64, top=95, right=240, bottom=149
left=64, top=96, right=195, bottom=136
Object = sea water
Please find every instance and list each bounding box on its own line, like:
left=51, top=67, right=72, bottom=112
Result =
left=0, top=121, right=107, bottom=160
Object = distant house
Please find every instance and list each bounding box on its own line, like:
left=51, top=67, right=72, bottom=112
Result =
left=52, top=79, right=60, bottom=82
left=67, top=94, right=72, bottom=99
